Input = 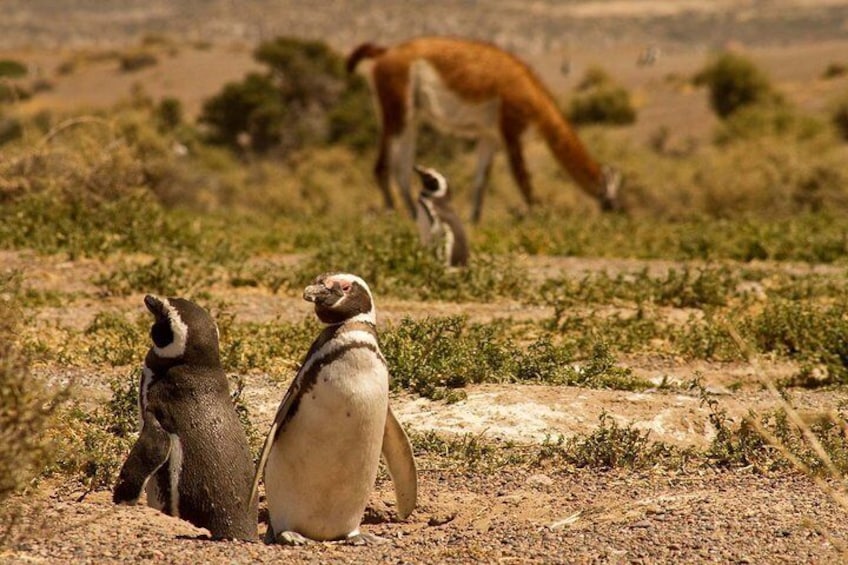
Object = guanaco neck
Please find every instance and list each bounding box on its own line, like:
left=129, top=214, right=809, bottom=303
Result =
left=534, top=96, right=606, bottom=200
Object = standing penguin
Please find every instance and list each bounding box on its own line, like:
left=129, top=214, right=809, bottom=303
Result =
left=251, top=272, right=417, bottom=545
left=414, top=165, right=470, bottom=268
left=113, top=295, right=257, bottom=541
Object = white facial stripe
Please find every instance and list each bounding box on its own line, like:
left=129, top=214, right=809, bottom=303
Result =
left=430, top=169, right=448, bottom=198
left=168, top=434, right=183, bottom=518
left=324, top=273, right=377, bottom=324
left=297, top=329, right=380, bottom=379
left=139, top=365, right=153, bottom=428
left=443, top=225, right=456, bottom=266
left=152, top=298, right=188, bottom=359
left=418, top=167, right=448, bottom=199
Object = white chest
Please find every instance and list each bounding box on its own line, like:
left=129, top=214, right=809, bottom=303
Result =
left=264, top=347, right=389, bottom=540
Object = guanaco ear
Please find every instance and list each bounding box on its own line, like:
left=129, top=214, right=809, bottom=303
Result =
left=600, top=165, right=622, bottom=210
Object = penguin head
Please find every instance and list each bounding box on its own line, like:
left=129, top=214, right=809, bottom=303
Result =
left=144, top=295, right=220, bottom=366
left=414, top=165, right=450, bottom=201
left=303, top=272, right=376, bottom=325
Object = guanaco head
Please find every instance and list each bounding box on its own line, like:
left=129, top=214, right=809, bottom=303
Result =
left=599, top=165, right=622, bottom=212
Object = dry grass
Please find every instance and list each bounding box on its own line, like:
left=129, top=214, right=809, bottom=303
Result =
left=0, top=274, right=66, bottom=545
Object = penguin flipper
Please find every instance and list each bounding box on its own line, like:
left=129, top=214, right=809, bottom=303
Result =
left=113, top=409, right=171, bottom=505
left=249, top=419, right=278, bottom=511
left=381, top=406, right=417, bottom=520
left=249, top=360, right=310, bottom=510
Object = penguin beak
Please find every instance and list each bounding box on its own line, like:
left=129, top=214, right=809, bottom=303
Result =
left=144, top=295, right=167, bottom=319
left=303, top=283, right=339, bottom=306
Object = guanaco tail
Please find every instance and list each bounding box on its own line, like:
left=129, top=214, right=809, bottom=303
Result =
left=346, top=36, right=622, bottom=222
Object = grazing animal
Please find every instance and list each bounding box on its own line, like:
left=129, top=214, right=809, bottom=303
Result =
left=346, top=36, right=622, bottom=222
left=251, top=272, right=417, bottom=545
left=414, top=165, right=469, bottom=267
left=113, top=295, right=257, bottom=541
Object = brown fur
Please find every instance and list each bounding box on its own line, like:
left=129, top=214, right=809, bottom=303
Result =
left=347, top=36, right=616, bottom=220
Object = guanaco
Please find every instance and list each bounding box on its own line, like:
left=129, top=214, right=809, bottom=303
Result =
left=347, top=36, right=622, bottom=222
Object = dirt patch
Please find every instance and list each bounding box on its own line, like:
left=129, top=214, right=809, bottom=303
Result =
left=4, top=468, right=847, bottom=563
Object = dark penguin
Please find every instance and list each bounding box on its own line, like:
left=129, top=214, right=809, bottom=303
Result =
left=113, top=295, right=257, bottom=541
left=251, top=272, right=417, bottom=545
left=414, top=165, right=470, bottom=267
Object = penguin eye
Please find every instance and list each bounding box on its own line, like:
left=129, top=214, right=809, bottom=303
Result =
left=339, top=282, right=352, bottom=293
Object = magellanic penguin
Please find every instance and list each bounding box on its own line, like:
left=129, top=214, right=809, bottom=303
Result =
left=414, top=165, right=470, bottom=268
left=113, top=295, right=257, bottom=541
left=251, top=272, right=417, bottom=545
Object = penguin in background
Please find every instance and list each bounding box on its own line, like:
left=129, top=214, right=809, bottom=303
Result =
left=251, top=272, right=417, bottom=545
left=113, top=295, right=257, bottom=541
left=414, top=165, right=470, bottom=268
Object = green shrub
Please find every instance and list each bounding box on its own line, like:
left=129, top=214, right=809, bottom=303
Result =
left=575, top=66, right=614, bottom=91
left=0, top=276, right=65, bottom=511
left=700, top=383, right=848, bottom=474
left=673, top=312, right=747, bottom=361
left=119, top=50, right=158, bottom=72
left=0, top=116, right=22, bottom=146
left=0, top=83, right=30, bottom=104
left=694, top=52, right=777, bottom=118
left=746, top=299, right=848, bottom=384
left=326, top=72, right=379, bottom=153
left=156, top=97, right=183, bottom=131
left=714, top=103, right=824, bottom=143
left=83, top=312, right=145, bottom=366
left=831, top=92, right=848, bottom=141
left=381, top=317, right=647, bottom=400
left=200, top=36, right=374, bottom=155
left=540, top=412, right=680, bottom=469
left=93, top=256, right=221, bottom=299
left=569, top=85, right=636, bottom=126
left=539, top=266, right=736, bottom=313
left=51, top=372, right=138, bottom=493
left=822, top=62, right=848, bottom=79
left=219, top=317, right=317, bottom=374
left=382, top=316, right=521, bottom=401
left=0, top=59, right=27, bottom=78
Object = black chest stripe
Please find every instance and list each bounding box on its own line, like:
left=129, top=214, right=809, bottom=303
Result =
left=273, top=340, right=384, bottom=440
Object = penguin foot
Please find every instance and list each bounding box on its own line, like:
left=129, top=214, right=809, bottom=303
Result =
left=273, top=530, right=311, bottom=546
left=344, top=531, right=387, bottom=546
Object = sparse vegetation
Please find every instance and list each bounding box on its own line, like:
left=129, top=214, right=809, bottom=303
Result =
left=0, top=274, right=65, bottom=536
left=118, top=50, right=158, bottom=72
left=540, top=412, right=684, bottom=470
left=831, top=91, right=848, bottom=141
left=569, top=66, right=636, bottom=125
left=50, top=372, right=138, bottom=494
left=694, top=52, right=778, bottom=118
left=200, top=37, right=375, bottom=154
left=381, top=316, right=649, bottom=401
left=0, top=59, right=27, bottom=78
left=569, top=84, right=636, bottom=125
left=822, top=62, right=848, bottom=79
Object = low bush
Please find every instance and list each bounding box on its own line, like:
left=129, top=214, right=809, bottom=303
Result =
left=822, top=62, right=847, bottom=79
left=831, top=91, right=848, bottom=141
left=694, top=52, right=778, bottom=118
left=200, top=37, right=375, bottom=155
left=569, top=85, right=636, bottom=126
left=119, top=50, right=158, bottom=72
left=381, top=316, right=648, bottom=401
left=0, top=59, right=27, bottom=78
